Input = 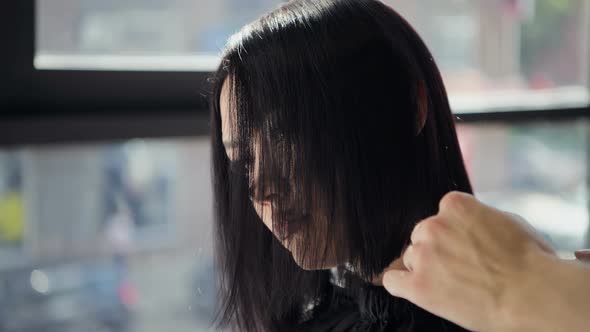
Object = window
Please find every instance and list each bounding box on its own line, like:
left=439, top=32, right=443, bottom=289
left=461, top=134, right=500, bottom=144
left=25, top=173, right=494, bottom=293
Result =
left=36, top=0, right=281, bottom=71
left=1, top=0, right=588, bottom=331
left=0, top=138, right=215, bottom=331
left=388, top=0, right=590, bottom=112
left=36, top=0, right=590, bottom=113
left=457, top=120, right=589, bottom=255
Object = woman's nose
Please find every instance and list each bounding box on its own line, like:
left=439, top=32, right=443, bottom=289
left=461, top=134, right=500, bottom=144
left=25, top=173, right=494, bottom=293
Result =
left=248, top=177, right=291, bottom=204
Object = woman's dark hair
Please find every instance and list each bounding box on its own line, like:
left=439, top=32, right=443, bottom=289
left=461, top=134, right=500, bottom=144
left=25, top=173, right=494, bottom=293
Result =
left=210, top=0, right=473, bottom=330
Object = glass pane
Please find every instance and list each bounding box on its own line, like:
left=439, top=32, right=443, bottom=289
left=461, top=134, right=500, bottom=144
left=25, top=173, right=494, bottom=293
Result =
left=457, top=120, right=589, bottom=256
left=0, top=138, right=216, bottom=331
left=0, top=152, right=24, bottom=262
left=386, top=0, right=590, bottom=111
left=1, top=130, right=587, bottom=329
left=35, top=0, right=282, bottom=71
left=36, top=0, right=589, bottom=110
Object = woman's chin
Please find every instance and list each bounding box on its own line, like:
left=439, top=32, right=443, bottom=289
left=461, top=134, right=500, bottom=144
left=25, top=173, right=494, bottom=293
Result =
left=290, top=252, right=337, bottom=271
left=278, top=234, right=339, bottom=270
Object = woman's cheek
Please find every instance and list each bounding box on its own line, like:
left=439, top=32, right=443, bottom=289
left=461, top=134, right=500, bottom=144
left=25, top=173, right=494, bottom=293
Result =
left=252, top=201, right=273, bottom=232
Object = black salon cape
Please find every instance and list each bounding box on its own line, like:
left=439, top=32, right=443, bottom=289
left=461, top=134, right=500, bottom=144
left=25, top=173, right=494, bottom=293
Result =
left=295, top=281, right=470, bottom=332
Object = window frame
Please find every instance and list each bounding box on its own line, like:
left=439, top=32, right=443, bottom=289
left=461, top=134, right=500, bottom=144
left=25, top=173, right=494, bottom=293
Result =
left=1, top=0, right=589, bottom=248
left=1, top=0, right=211, bottom=146
left=1, top=0, right=589, bottom=146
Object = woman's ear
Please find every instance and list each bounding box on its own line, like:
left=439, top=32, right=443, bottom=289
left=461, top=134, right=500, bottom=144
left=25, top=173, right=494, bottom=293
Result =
left=415, top=81, right=428, bottom=136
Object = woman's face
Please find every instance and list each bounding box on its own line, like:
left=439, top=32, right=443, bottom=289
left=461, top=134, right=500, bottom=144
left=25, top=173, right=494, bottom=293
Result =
left=219, top=79, right=339, bottom=270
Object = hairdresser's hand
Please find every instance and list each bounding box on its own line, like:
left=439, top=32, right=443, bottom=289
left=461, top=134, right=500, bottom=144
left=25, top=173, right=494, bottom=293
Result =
left=382, top=192, right=590, bottom=332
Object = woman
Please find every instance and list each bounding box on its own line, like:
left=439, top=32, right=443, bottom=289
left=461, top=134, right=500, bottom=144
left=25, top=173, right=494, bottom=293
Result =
left=210, top=0, right=472, bottom=330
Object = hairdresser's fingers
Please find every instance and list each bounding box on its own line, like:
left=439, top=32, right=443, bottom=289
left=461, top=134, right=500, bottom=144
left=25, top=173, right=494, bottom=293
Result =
left=373, top=253, right=408, bottom=286
left=382, top=269, right=414, bottom=300
left=410, top=216, right=439, bottom=245
left=401, top=244, right=416, bottom=272
left=575, top=250, right=590, bottom=263
left=410, top=216, right=457, bottom=248
left=437, top=191, right=482, bottom=228
left=383, top=244, right=441, bottom=310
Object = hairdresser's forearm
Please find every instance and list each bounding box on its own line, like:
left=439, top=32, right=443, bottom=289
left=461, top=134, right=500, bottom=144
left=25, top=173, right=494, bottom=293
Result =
left=498, top=252, right=590, bottom=332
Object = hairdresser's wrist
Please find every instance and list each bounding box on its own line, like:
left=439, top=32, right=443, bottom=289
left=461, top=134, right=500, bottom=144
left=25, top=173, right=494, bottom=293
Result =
left=494, top=250, right=590, bottom=332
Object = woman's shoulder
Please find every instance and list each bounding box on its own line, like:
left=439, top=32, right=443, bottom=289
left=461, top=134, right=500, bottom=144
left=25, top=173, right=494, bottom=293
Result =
left=294, top=283, right=470, bottom=332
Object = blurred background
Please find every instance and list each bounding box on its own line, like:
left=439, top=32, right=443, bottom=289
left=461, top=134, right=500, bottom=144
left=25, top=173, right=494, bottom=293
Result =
left=1, top=0, right=589, bottom=331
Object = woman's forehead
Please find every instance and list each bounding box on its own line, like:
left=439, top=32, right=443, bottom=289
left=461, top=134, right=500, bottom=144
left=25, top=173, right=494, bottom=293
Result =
left=220, top=79, right=239, bottom=160
left=219, top=79, right=234, bottom=134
